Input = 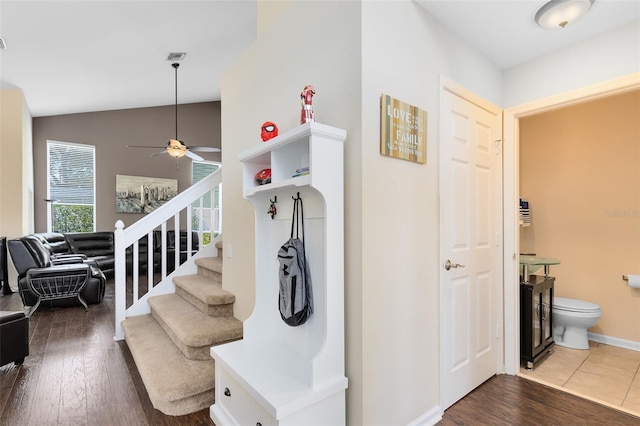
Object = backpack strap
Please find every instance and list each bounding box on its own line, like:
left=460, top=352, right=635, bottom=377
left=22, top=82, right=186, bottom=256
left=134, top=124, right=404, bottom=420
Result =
left=290, top=194, right=305, bottom=241
left=290, top=196, right=298, bottom=238
left=296, top=196, right=306, bottom=254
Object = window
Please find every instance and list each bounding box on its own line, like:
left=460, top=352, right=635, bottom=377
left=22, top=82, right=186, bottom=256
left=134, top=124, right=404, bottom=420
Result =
left=191, top=161, right=221, bottom=244
left=47, top=141, right=96, bottom=232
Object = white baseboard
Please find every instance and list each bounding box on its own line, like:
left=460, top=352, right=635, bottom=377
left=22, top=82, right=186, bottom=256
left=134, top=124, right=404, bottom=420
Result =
left=407, top=406, right=442, bottom=426
left=588, top=332, right=640, bottom=352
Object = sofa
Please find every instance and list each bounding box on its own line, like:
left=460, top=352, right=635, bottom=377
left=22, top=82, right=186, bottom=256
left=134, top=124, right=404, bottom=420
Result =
left=33, top=232, right=115, bottom=277
left=14, top=230, right=199, bottom=278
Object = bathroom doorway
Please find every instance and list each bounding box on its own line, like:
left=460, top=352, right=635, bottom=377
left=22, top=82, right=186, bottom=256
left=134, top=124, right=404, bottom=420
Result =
left=503, top=73, right=640, bottom=374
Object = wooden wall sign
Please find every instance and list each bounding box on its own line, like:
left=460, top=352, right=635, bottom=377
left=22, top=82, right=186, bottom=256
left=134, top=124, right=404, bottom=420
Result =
left=380, top=94, right=427, bottom=164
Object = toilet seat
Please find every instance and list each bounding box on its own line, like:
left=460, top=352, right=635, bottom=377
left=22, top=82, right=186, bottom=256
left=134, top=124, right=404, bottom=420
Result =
left=554, top=297, right=601, bottom=313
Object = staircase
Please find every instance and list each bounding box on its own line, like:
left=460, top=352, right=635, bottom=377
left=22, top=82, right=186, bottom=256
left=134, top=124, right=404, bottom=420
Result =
left=121, top=244, right=243, bottom=416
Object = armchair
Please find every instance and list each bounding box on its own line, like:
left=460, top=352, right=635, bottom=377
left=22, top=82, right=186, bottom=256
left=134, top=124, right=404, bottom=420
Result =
left=7, top=238, right=105, bottom=315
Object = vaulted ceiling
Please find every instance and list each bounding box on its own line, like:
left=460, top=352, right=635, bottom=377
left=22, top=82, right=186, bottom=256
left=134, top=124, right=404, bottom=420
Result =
left=1, top=1, right=638, bottom=117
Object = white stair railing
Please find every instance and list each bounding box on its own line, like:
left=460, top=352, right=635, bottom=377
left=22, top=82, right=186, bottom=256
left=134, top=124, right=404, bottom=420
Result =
left=113, top=169, right=222, bottom=340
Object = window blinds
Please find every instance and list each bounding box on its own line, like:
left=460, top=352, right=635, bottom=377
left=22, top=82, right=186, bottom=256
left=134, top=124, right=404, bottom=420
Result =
left=48, top=141, right=95, bottom=205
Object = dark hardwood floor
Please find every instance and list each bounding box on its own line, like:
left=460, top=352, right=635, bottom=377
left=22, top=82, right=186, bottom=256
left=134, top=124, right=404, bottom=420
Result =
left=0, top=280, right=213, bottom=425
left=3, top=282, right=639, bottom=425
left=439, top=374, right=639, bottom=425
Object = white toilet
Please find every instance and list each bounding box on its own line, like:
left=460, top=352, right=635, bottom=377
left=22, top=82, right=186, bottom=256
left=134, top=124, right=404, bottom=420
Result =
left=553, top=297, right=602, bottom=349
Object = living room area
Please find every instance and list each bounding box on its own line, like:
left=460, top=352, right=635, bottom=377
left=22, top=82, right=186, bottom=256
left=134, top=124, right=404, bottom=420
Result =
left=3, top=1, right=640, bottom=425
left=0, top=2, right=250, bottom=423
left=0, top=67, right=229, bottom=426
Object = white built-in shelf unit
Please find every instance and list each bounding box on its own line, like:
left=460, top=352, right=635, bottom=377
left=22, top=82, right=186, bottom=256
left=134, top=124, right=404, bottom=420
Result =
left=210, top=122, right=347, bottom=425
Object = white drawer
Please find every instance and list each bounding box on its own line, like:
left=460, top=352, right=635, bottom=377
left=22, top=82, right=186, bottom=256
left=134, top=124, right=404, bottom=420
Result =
left=217, top=368, right=277, bottom=426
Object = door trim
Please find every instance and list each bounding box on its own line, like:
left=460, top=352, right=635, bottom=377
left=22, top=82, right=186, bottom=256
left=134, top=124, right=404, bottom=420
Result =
left=502, top=72, right=640, bottom=375
left=439, top=75, right=504, bottom=408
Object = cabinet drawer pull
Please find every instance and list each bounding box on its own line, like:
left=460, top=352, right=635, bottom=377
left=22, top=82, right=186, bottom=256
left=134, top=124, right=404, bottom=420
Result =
left=224, top=387, right=231, bottom=397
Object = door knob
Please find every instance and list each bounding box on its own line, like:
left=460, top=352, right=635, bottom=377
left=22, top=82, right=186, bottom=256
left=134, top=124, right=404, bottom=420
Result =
left=444, top=259, right=465, bottom=270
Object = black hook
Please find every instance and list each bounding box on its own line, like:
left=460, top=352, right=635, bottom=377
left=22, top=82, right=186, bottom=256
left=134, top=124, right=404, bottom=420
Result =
left=292, top=192, right=301, bottom=201
left=268, top=196, right=277, bottom=219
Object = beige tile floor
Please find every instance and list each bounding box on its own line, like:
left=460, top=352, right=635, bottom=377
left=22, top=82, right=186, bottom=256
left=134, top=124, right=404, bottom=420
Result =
left=519, top=341, right=640, bottom=417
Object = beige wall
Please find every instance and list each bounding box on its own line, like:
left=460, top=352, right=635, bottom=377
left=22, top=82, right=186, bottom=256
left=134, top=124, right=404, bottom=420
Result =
left=256, top=0, right=292, bottom=37
left=32, top=102, right=221, bottom=232
left=0, top=89, right=33, bottom=239
left=520, top=90, right=640, bottom=342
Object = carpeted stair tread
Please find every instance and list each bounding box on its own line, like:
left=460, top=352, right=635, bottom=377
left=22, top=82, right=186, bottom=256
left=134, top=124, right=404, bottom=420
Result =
left=149, top=294, right=243, bottom=348
left=195, top=256, right=222, bottom=274
left=173, top=273, right=233, bottom=305
left=121, top=314, right=215, bottom=415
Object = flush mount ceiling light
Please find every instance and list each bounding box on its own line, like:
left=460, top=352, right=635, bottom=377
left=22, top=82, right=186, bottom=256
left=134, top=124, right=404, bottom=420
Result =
left=535, top=0, right=595, bottom=29
left=128, top=62, right=220, bottom=161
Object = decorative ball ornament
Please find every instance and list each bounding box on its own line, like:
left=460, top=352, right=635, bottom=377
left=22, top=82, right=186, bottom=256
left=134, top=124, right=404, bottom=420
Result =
left=261, top=121, right=279, bottom=142
left=255, top=168, right=272, bottom=185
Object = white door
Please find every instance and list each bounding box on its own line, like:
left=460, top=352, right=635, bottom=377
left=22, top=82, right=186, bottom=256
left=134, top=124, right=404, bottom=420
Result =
left=439, top=82, right=503, bottom=410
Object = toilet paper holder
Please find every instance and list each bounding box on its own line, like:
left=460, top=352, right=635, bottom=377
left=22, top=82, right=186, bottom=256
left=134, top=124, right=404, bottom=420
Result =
left=623, top=275, right=629, bottom=281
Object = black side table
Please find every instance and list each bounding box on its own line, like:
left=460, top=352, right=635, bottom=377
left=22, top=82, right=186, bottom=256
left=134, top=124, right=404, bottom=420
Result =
left=1, top=237, right=13, bottom=295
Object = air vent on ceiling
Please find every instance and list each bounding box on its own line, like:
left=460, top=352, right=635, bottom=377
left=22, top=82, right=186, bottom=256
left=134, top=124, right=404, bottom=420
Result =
left=0, top=38, right=7, bottom=50
left=167, top=52, right=186, bottom=61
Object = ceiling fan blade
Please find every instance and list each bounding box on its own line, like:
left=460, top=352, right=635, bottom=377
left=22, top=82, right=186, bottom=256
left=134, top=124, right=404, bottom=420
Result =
left=128, top=145, right=167, bottom=149
left=151, top=150, right=168, bottom=157
left=185, top=151, right=205, bottom=161
left=189, top=146, right=221, bottom=153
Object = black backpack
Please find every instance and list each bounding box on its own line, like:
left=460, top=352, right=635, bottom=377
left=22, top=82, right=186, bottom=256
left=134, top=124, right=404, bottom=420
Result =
left=277, top=195, right=313, bottom=326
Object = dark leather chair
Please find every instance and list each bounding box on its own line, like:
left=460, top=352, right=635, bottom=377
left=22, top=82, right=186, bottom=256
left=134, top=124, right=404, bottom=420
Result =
left=7, top=238, right=105, bottom=315
left=0, top=310, right=29, bottom=366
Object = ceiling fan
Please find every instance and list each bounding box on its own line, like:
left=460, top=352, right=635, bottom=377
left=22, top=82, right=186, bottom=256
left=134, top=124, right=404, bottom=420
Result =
left=128, top=62, right=220, bottom=162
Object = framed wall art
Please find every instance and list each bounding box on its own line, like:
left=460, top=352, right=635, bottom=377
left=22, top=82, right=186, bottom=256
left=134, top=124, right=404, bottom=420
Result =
left=380, top=94, right=427, bottom=164
left=115, top=174, right=178, bottom=214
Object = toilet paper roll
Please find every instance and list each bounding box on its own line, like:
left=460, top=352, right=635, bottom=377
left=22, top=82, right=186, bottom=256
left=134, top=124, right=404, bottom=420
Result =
left=628, top=274, right=640, bottom=289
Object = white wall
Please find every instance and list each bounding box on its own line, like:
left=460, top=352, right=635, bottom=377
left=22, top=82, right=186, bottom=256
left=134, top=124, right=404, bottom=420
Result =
left=360, top=2, right=501, bottom=424
left=220, top=1, right=364, bottom=422
left=504, top=20, right=640, bottom=108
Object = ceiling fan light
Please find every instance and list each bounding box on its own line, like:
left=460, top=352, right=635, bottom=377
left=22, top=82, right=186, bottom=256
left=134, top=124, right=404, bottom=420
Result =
left=535, top=0, right=595, bottom=29
left=167, top=139, right=186, bottom=158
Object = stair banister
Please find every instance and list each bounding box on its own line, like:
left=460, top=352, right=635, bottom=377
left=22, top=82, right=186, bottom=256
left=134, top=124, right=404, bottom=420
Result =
left=114, top=169, right=222, bottom=341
